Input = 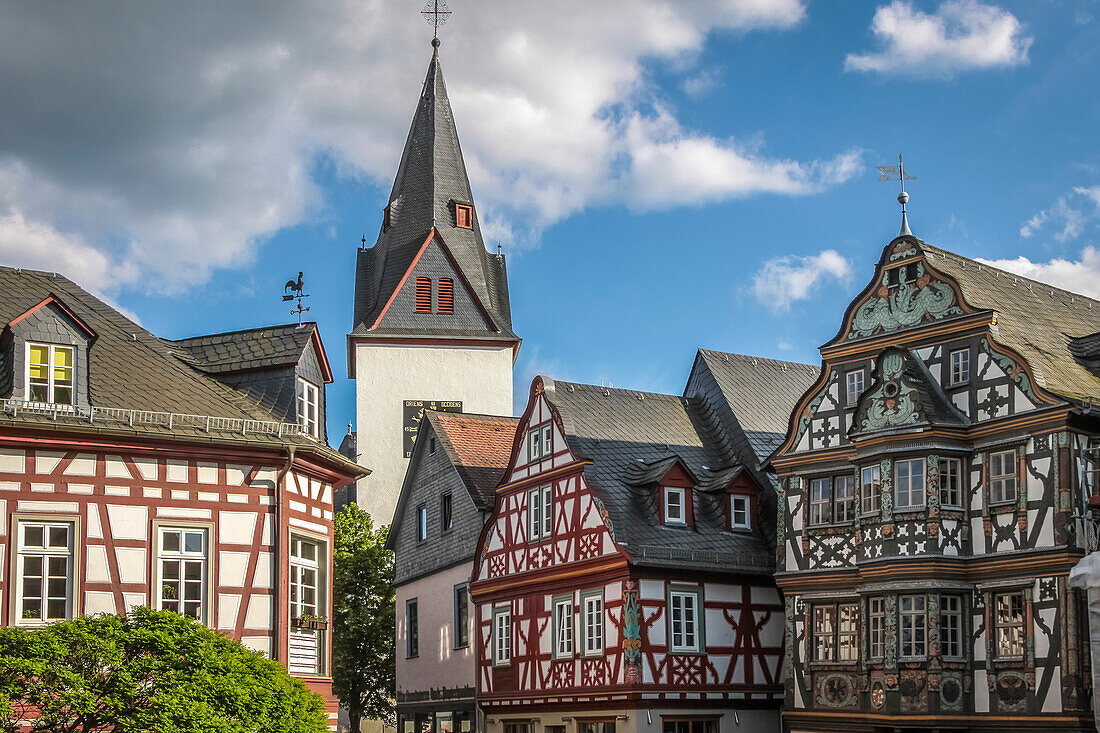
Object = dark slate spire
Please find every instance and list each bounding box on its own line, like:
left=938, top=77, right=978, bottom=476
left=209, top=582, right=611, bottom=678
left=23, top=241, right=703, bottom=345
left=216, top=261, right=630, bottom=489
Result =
left=351, top=44, right=516, bottom=341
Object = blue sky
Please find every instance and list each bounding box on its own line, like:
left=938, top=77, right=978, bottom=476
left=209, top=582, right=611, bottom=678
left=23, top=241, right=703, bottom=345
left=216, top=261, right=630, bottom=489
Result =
left=1, top=1, right=1098, bottom=442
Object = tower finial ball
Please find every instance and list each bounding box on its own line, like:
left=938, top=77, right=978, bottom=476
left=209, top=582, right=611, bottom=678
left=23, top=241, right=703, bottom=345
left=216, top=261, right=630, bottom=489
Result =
left=898, top=191, right=909, bottom=205
left=431, top=37, right=441, bottom=49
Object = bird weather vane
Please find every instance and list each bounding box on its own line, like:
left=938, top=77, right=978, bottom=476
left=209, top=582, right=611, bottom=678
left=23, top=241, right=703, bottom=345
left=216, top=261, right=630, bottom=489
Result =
left=422, top=0, right=451, bottom=40
left=877, top=154, right=916, bottom=236
left=282, top=271, right=310, bottom=324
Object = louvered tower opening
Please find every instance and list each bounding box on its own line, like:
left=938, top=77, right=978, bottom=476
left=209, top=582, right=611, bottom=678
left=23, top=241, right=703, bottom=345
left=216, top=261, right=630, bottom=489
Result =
left=415, top=278, right=432, bottom=313
left=437, top=278, right=454, bottom=314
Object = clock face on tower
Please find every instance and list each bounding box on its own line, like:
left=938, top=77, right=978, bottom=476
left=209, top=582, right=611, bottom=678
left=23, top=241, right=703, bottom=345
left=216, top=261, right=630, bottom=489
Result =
left=402, top=399, right=462, bottom=456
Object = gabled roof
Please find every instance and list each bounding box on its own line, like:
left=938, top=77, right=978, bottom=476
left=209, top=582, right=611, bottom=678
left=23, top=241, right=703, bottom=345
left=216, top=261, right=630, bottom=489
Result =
left=351, top=47, right=515, bottom=341
left=10, top=295, right=96, bottom=338
left=168, top=322, right=333, bottom=382
left=541, top=377, right=773, bottom=574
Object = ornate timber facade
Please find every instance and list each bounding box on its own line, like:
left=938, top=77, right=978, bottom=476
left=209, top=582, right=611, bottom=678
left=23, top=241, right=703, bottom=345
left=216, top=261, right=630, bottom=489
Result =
left=470, top=352, right=818, bottom=733
left=772, top=233, right=1100, bottom=731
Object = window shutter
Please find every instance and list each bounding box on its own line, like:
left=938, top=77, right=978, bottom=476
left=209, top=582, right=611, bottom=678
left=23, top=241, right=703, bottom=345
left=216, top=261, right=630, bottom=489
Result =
left=437, top=278, right=454, bottom=314
left=415, top=277, right=432, bottom=313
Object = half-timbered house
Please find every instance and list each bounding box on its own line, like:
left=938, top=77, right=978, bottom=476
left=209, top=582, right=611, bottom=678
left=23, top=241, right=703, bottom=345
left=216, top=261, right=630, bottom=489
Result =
left=0, top=266, right=363, bottom=730
left=470, top=351, right=818, bottom=733
left=771, top=218, right=1100, bottom=731
left=389, top=410, right=519, bottom=733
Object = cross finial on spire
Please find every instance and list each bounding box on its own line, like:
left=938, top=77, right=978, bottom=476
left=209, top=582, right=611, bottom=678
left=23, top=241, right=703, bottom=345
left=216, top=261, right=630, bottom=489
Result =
left=877, top=154, right=916, bottom=236
left=422, top=0, right=451, bottom=47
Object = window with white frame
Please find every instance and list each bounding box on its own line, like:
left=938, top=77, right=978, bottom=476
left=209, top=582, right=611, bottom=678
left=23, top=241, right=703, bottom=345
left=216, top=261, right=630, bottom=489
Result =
left=528, top=484, right=552, bottom=541
left=527, top=424, right=552, bottom=462
left=288, top=536, right=324, bottom=676
left=895, top=458, right=926, bottom=510
left=1087, top=439, right=1100, bottom=492
left=157, top=526, right=207, bottom=620
left=834, top=475, right=855, bottom=523
left=27, top=343, right=74, bottom=406
left=809, top=477, right=832, bottom=525
left=664, top=487, right=686, bottom=525
left=493, top=606, right=511, bottom=666
left=861, top=465, right=881, bottom=515
left=949, top=348, right=970, bottom=386
left=15, top=519, right=74, bottom=623
left=899, top=594, right=927, bottom=658
left=553, top=596, right=573, bottom=659
left=669, top=587, right=703, bottom=653
left=582, top=592, right=604, bottom=656
left=296, top=378, right=319, bottom=437
left=416, top=504, right=428, bottom=542
left=730, top=495, right=751, bottom=530
left=940, top=595, right=963, bottom=659
left=990, top=450, right=1018, bottom=504
left=868, top=597, right=885, bottom=660
left=939, top=458, right=963, bottom=507
left=846, top=369, right=866, bottom=405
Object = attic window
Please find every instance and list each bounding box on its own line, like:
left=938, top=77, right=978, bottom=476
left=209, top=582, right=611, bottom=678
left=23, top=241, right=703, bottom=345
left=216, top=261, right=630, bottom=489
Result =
left=663, top=487, right=686, bottom=525
left=27, top=344, right=74, bottom=406
left=415, top=277, right=432, bottom=313
left=731, top=495, right=751, bottom=530
left=455, top=204, right=473, bottom=229
left=437, top=278, right=454, bottom=314
left=887, top=263, right=919, bottom=289
left=382, top=204, right=392, bottom=232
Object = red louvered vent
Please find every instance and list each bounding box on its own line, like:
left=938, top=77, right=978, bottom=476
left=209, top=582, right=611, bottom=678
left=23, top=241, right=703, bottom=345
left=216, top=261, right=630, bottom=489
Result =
left=437, top=278, right=454, bottom=314
left=415, top=277, right=432, bottom=313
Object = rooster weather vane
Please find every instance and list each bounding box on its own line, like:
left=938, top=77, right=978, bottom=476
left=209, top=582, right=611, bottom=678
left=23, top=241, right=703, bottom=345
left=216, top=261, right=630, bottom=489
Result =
left=877, top=154, right=916, bottom=236
left=282, top=271, right=310, bottom=324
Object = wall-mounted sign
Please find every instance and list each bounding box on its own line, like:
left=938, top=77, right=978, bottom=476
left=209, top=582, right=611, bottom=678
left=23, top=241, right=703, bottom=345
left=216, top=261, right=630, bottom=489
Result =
left=402, top=400, right=462, bottom=457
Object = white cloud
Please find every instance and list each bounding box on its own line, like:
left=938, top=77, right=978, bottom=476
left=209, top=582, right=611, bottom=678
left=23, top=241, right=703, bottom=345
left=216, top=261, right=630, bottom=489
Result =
left=753, top=249, right=852, bottom=311
left=0, top=0, right=858, bottom=294
left=845, top=0, right=1032, bottom=78
left=682, top=68, right=723, bottom=97
left=1020, top=186, right=1100, bottom=240
left=977, top=247, right=1100, bottom=300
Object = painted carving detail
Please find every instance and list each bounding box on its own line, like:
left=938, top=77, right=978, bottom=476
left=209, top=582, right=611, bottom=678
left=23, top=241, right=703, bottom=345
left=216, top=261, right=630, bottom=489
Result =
left=860, top=351, right=921, bottom=431
left=793, top=370, right=837, bottom=446
left=980, top=337, right=1039, bottom=402
left=591, top=494, right=616, bottom=542
left=848, top=263, right=963, bottom=340
left=622, top=580, right=641, bottom=683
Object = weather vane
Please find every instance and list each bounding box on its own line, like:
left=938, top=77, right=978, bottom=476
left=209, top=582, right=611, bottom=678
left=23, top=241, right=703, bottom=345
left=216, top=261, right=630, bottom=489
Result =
left=877, top=154, right=916, bottom=236
left=282, top=271, right=311, bottom=325
left=422, top=0, right=451, bottom=43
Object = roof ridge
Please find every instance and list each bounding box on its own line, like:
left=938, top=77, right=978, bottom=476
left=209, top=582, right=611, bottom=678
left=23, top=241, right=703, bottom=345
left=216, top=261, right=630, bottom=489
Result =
left=169, top=322, right=316, bottom=342
left=429, top=409, right=520, bottom=422
left=550, top=379, right=682, bottom=401
left=698, top=348, right=816, bottom=370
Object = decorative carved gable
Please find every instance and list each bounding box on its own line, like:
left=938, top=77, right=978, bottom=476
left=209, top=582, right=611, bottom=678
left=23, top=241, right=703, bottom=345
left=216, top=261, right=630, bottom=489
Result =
left=851, top=347, right=966, bottom=436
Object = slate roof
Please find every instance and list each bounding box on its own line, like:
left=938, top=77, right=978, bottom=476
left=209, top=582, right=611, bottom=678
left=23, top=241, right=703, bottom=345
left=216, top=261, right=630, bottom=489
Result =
left=170, top=323, right=329, bottom=379
left=351, top=48, right=515, bottom=341
left=428, top=410, right=519, bottom=510
left=541, top=377, right=774, bottom=574
left=920, top=241, right=1100, bottom=403
left=0, top=266, right=361, bottom=472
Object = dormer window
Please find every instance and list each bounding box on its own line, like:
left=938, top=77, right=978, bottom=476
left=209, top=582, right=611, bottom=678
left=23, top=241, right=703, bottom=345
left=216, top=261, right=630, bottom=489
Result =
left=297, top=378, right=319, bottom=437
left=527, top=424, right=552, bottom=462
left=663, top=487, right=686, bottom=525
left=27, top=343, right=74, bottom=406
left=455, top=203, right=473, bottom=229
left=731, top=495, right=751, bottom=530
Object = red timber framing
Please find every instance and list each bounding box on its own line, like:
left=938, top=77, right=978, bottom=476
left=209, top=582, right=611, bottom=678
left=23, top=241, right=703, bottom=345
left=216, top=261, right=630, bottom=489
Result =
left=0, top=426, right=357, bottom=729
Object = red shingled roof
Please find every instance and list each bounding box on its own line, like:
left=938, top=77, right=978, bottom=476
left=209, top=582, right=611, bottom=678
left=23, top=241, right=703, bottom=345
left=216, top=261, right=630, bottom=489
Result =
left=428, top=411, right=519, bottom=508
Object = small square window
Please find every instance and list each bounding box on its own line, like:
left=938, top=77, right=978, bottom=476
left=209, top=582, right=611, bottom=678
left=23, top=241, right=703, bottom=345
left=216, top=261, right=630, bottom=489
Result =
left=731, top=495, right=750, bottom=530
left=846, top=369, right=866, bottom=406
left=950, top=349, right=970, bottom=385
left=664, top=487, right=686, bottom=525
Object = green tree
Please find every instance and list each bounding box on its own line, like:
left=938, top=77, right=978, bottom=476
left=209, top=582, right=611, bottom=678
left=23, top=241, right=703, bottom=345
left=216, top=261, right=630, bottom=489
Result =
left=0, top=606, right=327, bottom=733
left=332, top=504, right=395, bottom=730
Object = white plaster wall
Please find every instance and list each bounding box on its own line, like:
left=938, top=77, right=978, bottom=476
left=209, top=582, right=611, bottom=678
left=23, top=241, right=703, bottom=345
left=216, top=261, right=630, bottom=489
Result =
left=354, top=342, right=513, bottom=523
left=395, top=561, right=476, bottom=695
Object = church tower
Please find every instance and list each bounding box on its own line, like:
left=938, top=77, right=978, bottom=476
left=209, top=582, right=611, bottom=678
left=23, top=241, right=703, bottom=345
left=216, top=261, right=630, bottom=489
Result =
left=347, top=40, right=520, bottom=520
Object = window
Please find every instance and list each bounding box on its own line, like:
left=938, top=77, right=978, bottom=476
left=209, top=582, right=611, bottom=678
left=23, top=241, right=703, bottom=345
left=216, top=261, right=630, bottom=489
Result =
left=809, top=478, right=832, bottom=525
left=940, top=458, right=962, bottom=507
left=454, top=584, right=469, bottom=649
left=579, top=723, right=616, bottom=733
left=811, top=603, right=858, bottom=662
left=950, top=348, right=970, bottom=385
left=289, top=536, right=325, bottom=675
left=157, top=526, right=207, bottom=620
left=669, top=588, right=703, bottom=653
left=990, top=450, right=1018, bottom=504
left=895, top=458, right=926, bottom=510
left=493, top=606, right=511, bottom=666
left=527, top=424, right=552, bottom=462
left=899, top=594, right=927, bottom=658
left=429, top=435, right=436, bottom=454
left=731, top=495, right=751, bottom=530
left=861, top=465, right=881, bottom=515
left=834, top=476, right=855, bottom=523
left=416, top=504, right=428, bottom=542
left=663, top=720, right=718, bottom=733
left=847, top=369, right=866, bottom=405
left=941, top=595, right=963, bottom=659
left=455, top=203, right=473, bottom=229
left=664, top=487, right=686, bottom=525
left=995, top=592, right=1026, bottom=659
left=415, top=277, right=432, bottom=313
left=15, top=519, right=74, bottom=623
left=441, top=493, right=453, bottom=532
left=528, top=485, right=552, bottom=541
left=868, top=597, right=885, bottom=660
left=27, top=343, right=74, bottom=406
left=553, top=596, right=574, bottom=659
left=582, top=592, right=604, bottom=656
left=1087, top=438, right=1100, bottom=492
left=406, top=599, right=419, bottom=658
left=812, top=604, right=835, bottom=661
left=296, top=378, right=319, bottom=437
left=437, top=278, right=454, bottom=314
